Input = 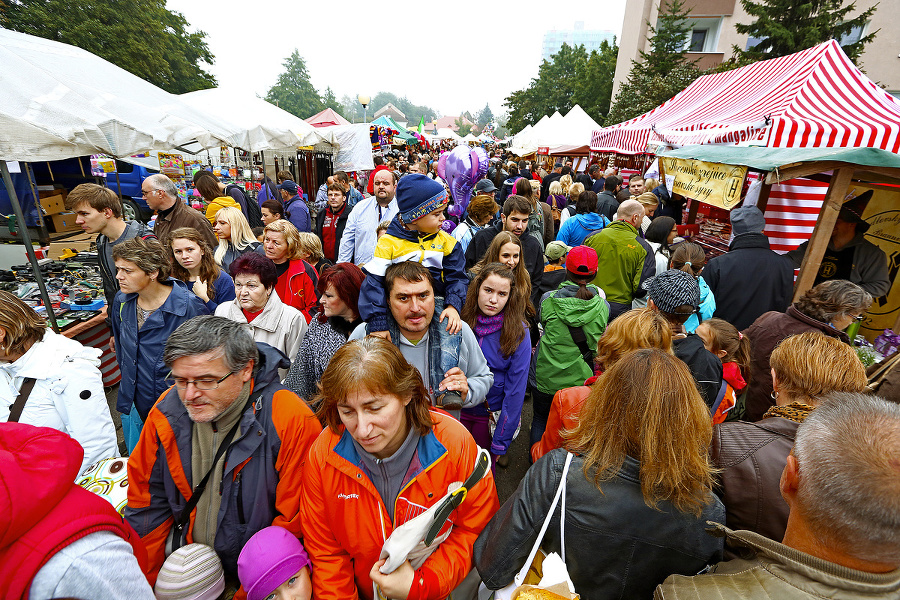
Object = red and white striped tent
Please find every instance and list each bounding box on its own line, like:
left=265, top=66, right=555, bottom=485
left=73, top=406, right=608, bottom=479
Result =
left=591, top=40, right=900, bottom=155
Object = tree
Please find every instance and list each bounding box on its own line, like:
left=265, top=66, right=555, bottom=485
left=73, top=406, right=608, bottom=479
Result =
left=573, top=40, right=619, bottom=126
left=455, top=116, right=473, bottom=137
left=265, top=50, right=323, bottom=119
left=475, top=103, right=494, bottom=127
left=2, top=0, right=216, bottom=93
left=369, top=92, right=438, bottom=125
left=606, top=1, right=701, bottom=124
left=339, top=94, right=364, bottom=122
left=321, top=87, right=342, bottom=114
left=733, top=0, right=877, bottom=63
left=503, top=43, right=594, bottom=133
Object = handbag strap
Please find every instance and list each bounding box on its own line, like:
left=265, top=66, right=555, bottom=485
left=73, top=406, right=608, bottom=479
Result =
left=7, top=377, right=36, bottom=423
left=514, top=452, right=573, bottom=587
left=174, top=395, right=253, bottom=532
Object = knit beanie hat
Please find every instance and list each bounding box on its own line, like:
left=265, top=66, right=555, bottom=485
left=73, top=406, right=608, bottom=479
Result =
left=155, top=544, right=225, bottom=600
left=396, top=173, right=448, bottom=223
left=646, top=269, right=700, bottom=314
left=238, top=526, right=311, bottom=600
left=730, top=206, right=766, bottom=235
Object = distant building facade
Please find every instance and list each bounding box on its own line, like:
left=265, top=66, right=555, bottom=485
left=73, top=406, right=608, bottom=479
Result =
left=613, top=0, right=898, bottom=100
left=374, top=103, right=407, bottom=128
left=542, top=21, right=617, bottom=62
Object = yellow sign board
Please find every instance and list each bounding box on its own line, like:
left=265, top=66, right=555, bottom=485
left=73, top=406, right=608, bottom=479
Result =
left=661, top=157, right=748, bottom=210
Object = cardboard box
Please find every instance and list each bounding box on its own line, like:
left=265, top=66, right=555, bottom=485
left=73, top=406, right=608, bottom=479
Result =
left=47, top=212, right=80, bottom=233
left=40, top=193, right=66, bottom=215
left=38, top=187, right=67, bottom=201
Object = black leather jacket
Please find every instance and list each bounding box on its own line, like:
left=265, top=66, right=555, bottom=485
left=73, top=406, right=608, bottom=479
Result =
left=475, top=449, right=725, bottom=600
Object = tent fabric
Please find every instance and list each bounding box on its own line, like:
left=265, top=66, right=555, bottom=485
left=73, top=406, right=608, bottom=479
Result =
left=314, top=124, right=374, bottom=172
left=510, top=105, right=599, bottom=156
left=0, top=28, right=242, bottom=161
left=591, top=40, right=900, bottom=155
left=659, top=145, right=900, bottom=171
left=306, top=108, right=351, bottom=128
left=372, top=115, right=416, bottom=143
left=180, top=88, right=323, bottom=151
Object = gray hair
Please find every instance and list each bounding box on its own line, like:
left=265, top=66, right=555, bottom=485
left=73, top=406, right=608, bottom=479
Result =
left=795, top=279, right=873, bottom=324
left=146, top=173, right=179, bottom=199
left=163, top=316, right=258, bottom=373
left=793, top=392, right=900, bottom=563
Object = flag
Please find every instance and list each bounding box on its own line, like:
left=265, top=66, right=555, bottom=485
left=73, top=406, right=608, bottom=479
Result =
left=418, top=116, right=424, bottom=134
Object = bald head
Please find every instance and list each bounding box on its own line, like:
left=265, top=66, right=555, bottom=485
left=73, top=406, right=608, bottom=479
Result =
left=618, top=199, right=644, bottom=221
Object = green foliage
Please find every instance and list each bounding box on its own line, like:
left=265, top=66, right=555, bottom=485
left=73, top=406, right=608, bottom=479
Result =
left=734, top=0, right=877, bottom=63
left=455, top=116, right=473, bottom=137
left=504, top=40, right=618, bottom=133
left=321, top=87, right=342, bottom=114
left=606, top=1, right=701, bottom=125
left=639, top=0, right=697, bottom=78
left=2, top=0, right=216, bottom=93
left=265, top=50, right=323, bottom=119
left=369, top=92, right=438, bottom=126
left=476, top=104, right=494, bottom=127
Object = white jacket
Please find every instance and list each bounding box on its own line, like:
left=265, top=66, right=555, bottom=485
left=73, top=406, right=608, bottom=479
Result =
left=215, top=292, right=307, bottom=380
left=0, top=330, right=118, bottom=475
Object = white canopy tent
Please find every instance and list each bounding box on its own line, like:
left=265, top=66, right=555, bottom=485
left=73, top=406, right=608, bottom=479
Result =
left=508, top=106, right=600, bottom=155
left=180, top=88, right=324, bottom=151
left=314, top=124, right=375, bottom=172
left=0, top=28, right=242, bottom=161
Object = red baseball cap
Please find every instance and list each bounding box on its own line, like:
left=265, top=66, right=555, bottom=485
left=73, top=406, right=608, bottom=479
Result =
left=566, top=245, right=598, bottom=276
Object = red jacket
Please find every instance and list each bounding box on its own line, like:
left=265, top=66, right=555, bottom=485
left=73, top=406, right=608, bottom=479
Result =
left=275, top=259, right=318, bottom=323
left=0, top=423, right=147, bottom=598
left=300, top=410, right=500, bottom=600
left=531, top=385, right=591, bottom=463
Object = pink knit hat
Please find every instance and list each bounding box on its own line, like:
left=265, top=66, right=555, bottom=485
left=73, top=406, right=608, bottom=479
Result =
left=237, top=526, right=311, bottom=600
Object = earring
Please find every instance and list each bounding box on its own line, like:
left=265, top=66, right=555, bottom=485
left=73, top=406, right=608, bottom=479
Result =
left=770, top=390, right=779, bottom=401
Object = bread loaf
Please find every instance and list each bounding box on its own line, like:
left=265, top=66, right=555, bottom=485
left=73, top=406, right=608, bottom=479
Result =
left=514, top=588, right=570, bottom=600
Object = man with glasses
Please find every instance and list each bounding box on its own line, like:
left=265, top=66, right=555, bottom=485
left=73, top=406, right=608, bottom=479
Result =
left=125, top=316, right=321, bottom=589
left=142, top=173, right=217, bottom=248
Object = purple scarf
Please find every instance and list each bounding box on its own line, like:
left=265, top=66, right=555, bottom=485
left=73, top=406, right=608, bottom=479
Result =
left=475, top=313, right=504, bottom=338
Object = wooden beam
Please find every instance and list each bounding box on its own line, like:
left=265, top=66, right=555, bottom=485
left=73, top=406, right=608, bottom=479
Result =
left=792, top=167, right=853, bottom=301
left=756, top=182, right=772, bottom=214
left=687, top=198, right=700, bottom=224
left=765, top=161, right=843, bottom=184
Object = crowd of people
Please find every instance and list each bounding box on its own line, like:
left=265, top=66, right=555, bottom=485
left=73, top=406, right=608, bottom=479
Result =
left=1, top=148, right=898, bottom=600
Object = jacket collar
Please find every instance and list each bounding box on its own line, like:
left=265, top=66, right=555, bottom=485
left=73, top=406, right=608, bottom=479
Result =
left=331, top=423, right=447, bottom=477
left=119, top=279, right=193, bottom=329
left=786, top=305, right=850, bottom=343
left=729, top=232, right=771, bottom=251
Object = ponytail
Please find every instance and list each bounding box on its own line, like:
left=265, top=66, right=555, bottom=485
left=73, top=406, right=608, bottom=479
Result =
left=670, top=242, right=705, bottom=277
left=733, top=331, right=753, bottom=381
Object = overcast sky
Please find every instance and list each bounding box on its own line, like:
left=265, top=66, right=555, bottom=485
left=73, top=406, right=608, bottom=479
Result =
left=166, top=0, right=626, bottom=119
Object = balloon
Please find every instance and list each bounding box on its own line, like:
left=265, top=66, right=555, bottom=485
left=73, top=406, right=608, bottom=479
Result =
left=443, top=146, right=490, bottom=218
left=437, top=152, right=448, bottom=181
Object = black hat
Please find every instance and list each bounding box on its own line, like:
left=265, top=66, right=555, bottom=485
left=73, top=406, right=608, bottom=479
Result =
left=839, top=189, right=873, bottom=233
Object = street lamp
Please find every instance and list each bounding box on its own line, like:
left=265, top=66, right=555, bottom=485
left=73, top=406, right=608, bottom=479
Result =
left=358, top=94, right=370, bottom=123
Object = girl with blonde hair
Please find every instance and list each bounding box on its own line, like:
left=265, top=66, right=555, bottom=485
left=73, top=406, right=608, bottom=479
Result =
left=212, top=206, right=260, bottom=271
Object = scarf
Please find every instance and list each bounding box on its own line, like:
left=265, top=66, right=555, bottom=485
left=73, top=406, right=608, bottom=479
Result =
left=762, top=401, right=815, bottom=423
left=474, top=313, right=504, bottom=338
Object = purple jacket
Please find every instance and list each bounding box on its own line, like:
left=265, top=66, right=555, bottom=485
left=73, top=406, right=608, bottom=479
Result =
left=466, top=323, right=531, bottom=455
left=283, top=195, right=311, bottom=233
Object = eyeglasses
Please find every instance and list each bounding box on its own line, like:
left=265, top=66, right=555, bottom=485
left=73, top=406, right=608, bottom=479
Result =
left=141, top=188, right=158, bottom=197
left=165, top=371, right=234, bottom=390
left=852, top=313, right=866, bottom=321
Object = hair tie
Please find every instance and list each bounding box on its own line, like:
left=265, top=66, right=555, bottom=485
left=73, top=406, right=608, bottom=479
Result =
left=684, top=261, right=692, bottom=266
left=738, top=331, right=744, bottom=340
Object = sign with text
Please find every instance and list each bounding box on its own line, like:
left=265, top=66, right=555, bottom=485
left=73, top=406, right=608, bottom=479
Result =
left=661, top=157, right=747, bottom=210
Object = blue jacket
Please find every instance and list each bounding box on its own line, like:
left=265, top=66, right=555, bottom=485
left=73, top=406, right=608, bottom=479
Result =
left=463, top=323, right=531, bottom=455
left=283, top=194, right=311, bottom=232
left=556, top=212, right=610, bottom=247
left=111, top=279, right=209, bottom=418
left=359, top=218, right=468, bottom=332
left=189, top=269, right=236, bottom=312
left=684, top=275, right=716, bottom=334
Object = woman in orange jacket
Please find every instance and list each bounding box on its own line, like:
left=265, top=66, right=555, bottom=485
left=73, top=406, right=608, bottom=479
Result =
left=300, top=337, right=499, bottom=600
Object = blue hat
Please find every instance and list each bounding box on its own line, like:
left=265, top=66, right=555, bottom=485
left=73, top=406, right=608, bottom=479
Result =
left=278, top=180, right=298, bottom=195
left=397, top=173, right=448, bottom=223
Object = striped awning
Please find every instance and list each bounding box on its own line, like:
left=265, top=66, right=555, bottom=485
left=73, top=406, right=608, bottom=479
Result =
left=591, top=40, right=900, bottom=155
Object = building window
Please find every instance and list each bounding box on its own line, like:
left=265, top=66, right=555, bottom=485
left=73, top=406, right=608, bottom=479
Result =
left=680, top=17, right=722, bottom=53
left=839, top=21, right=868, bottom=45
left=690, top=29, right=709, bottom=52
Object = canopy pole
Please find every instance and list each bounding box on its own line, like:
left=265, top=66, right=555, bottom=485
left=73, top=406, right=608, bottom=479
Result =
left=23, top=162, right=48, bottom=233
left=0, top=161, right=59, bottom=333
left=792, top=167, right=853, bottom=302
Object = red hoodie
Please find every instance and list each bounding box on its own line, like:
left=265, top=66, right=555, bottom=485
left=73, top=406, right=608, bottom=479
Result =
left=0, top=423, right=148, bottom=598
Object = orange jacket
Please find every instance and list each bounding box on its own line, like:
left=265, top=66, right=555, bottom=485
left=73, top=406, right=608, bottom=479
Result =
left=126, top=346, right=322, bottom=585
left=531, top=386, right=590, bottom=463
left=300, top=410, right=500, bottom=600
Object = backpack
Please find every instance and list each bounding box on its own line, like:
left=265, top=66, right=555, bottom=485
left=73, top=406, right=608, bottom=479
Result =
left=225, top=184, right=263, bottom=228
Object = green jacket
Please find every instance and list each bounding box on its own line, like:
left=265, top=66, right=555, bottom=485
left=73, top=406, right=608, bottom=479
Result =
left=535, top=282, right=609, bottom=395
left=584, top=220, right=656, bottom=306
left=655, top=524, right=900, bottom=599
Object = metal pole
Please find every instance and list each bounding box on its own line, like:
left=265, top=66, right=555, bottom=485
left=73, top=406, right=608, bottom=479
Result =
left=0, top=161, right=59, bottom=332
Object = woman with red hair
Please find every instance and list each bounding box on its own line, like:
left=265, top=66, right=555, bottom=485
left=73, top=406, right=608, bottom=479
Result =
left=284, top=263, right=365, bottom=407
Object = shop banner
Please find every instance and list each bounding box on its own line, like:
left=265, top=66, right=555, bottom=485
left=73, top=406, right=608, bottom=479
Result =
left=158, top=153, right=184, bottom=176
left=853, top=185, right=900, bottom=342
left=661, top=157, right=747, bottom=210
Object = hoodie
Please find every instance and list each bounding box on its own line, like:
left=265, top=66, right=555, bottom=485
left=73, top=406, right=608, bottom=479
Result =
left=556, top=212, right=610, bottom=246
left=0, top=423, right=150, bottom=599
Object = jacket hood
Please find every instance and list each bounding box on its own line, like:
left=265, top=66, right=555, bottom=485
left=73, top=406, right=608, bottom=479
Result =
left=729, top=232, right=771, bottom=251
left=551, top=283, right=609, bottom=327
left=0, top=423, right=83, bottom=547
left=1, top=330, right=101, bottom=380
left=574, top=213, right=609, bottom=230
left=253, top=342, right=291, bottom=389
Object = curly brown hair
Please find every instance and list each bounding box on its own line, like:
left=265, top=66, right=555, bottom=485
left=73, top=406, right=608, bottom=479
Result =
left=795, top=280, right=872, bottom=324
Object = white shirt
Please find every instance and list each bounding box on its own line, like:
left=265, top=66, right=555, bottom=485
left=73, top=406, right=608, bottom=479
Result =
left=337, top=195, right=399, bottom=265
